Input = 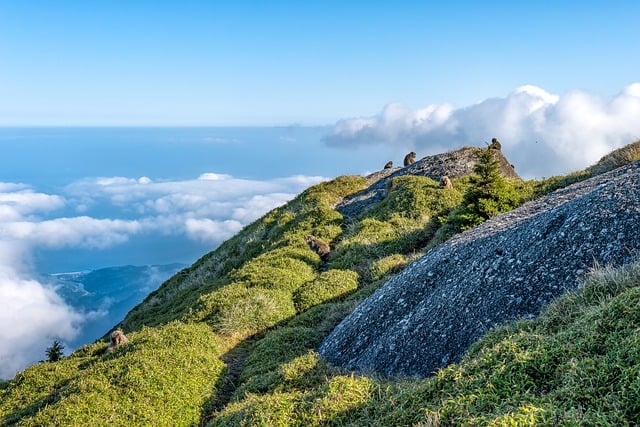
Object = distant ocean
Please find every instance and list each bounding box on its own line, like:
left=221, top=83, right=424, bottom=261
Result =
left=0, top=126, right=395, bottom=188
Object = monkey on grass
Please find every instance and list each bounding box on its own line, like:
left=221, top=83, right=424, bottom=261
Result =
left=439, top=175, right=453, bottom=189
left=106, top=329, right=129, bottom=353
left=305, top=235, right=330, bottom=261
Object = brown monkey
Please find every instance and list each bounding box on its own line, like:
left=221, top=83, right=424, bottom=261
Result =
left=305, top=235, right=330, bottom=261
left=489, top=138, right=501, bottom=150
left=439, top=175, right=453, bottom=189
left=384, top=161, right=393, bottom=169
left=107, top=329, right=129, bottom=353
left=403, top=151, right=416, bottom=166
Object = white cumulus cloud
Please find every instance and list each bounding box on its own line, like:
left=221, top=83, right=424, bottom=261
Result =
left=0, top=242, right=83, bottom=379
left=325, top=83, right=640, bottom=178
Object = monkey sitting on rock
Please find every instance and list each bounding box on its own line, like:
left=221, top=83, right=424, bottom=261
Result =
left=403, top=151, right=416, bottom=166
left=384, top=161, right=393, bottom=169
left=489, top=138, right=501, bottom=151
left=107, top=329, right=129, bottom=353
left=305, top=235, right=330, bottom=261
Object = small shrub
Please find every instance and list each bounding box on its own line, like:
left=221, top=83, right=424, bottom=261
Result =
left=200, top=284, right=297, bottom=337
left=241, top=327, right=322, bottom=382
left=230, top=248, right=316, bottom=293
left=45, top=340, right=64, bottom=362
left=449, top=149, right=522, bottom=231
left=293, top=269, right=359, bottom=312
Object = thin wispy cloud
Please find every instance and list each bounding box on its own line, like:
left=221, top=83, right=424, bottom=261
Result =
left=0, top=172, right=327, bottom=379
left=325, top=83, right=640, bottom=178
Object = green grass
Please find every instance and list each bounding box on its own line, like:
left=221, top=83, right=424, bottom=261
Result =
left=0, top=322, right=225, bottom=426
left=211, top=261, right=640, bottom=426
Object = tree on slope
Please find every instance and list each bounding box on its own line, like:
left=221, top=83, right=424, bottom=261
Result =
left=451, top=149, right=520, bottom=231
left=46, top=340, right=64, bottom=362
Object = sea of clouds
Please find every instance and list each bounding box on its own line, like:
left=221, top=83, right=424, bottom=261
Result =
left=0, top=172, right=325, bottom=379
left=325, top=83, right=640, bottom=178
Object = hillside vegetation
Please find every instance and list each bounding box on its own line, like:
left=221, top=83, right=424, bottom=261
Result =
left=1, top=142, right=639, bottom=425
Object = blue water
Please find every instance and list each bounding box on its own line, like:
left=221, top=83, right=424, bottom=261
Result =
left=0, top=127, right=396, bottom=188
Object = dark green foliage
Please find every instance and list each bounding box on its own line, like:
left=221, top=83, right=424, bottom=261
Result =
left=449, top=149, right=522, bottom=231
left=45, top=340, right=64, bottom=362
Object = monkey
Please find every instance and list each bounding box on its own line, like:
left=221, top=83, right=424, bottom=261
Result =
left=107, top=329, right=129, bottom=353
left=489, top=138, right=501, bottom=151
left=403, top=151, right=416, bottom=166
left=305, top=235, right=330, bottom=261
left=384, top=161, right=393, bottom=169
left=439, top=175, right=453, bottom=189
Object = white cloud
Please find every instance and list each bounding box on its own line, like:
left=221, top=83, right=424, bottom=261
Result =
left=0, top=187, right=64, bottom=221
left=198, top=172, right=232, bottom=181
left=2, top=217, right=142, bottom=249
left=0, top=243, right=83, bottom=379
left=325, top=83, right=640, bottom=178
left=185, top=218, right=244, bottom=243
left=63, top=173, right=327, bottom=244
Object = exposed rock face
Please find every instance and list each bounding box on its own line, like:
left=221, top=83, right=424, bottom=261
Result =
left=319, top=161, right=640, bottom=378
left=337, top=146, right=519, bottom=218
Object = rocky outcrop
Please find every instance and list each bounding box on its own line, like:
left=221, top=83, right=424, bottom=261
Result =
left=319, top=160, right=640, bottom=378
left=337, top=146, right=519, bottom=218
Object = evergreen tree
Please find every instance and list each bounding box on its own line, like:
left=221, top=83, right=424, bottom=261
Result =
left=46, top=340, right=64, bottom=362
left=451, top=149, right=520, bottom=230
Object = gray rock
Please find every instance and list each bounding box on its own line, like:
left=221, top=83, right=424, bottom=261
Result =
left=319, top=160, right=640, bottom=377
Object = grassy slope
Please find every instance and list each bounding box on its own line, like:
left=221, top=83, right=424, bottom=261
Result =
left=1, top=142, right=639, bottom=426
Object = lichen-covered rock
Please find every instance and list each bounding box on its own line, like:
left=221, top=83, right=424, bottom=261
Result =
left=319, top=160, right=640, bottom=378
left=337, top=146, right=519, bottom=218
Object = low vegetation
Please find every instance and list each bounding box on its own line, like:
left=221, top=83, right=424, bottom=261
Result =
left=2, top=143, right=639, bottom=425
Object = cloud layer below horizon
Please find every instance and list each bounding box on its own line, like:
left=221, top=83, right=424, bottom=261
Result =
left=325, top=83, right=640, bottom=178
left=0, top=172, right=326, bottom=379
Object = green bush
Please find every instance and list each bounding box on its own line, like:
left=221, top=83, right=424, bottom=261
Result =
left=240, top=327, right=322, bottom=382
left=293, top=269, right=359, bottom=312
left=195, top=283, right=297, bottom=337
left=45, top=340, right=64, bottom=362
left=449, top=149, right=522, bottom=231
left=230, top=247, right=316, bottom=293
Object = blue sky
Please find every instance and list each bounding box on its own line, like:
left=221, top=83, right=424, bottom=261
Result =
left=2, top=1, right=639, bottom=125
